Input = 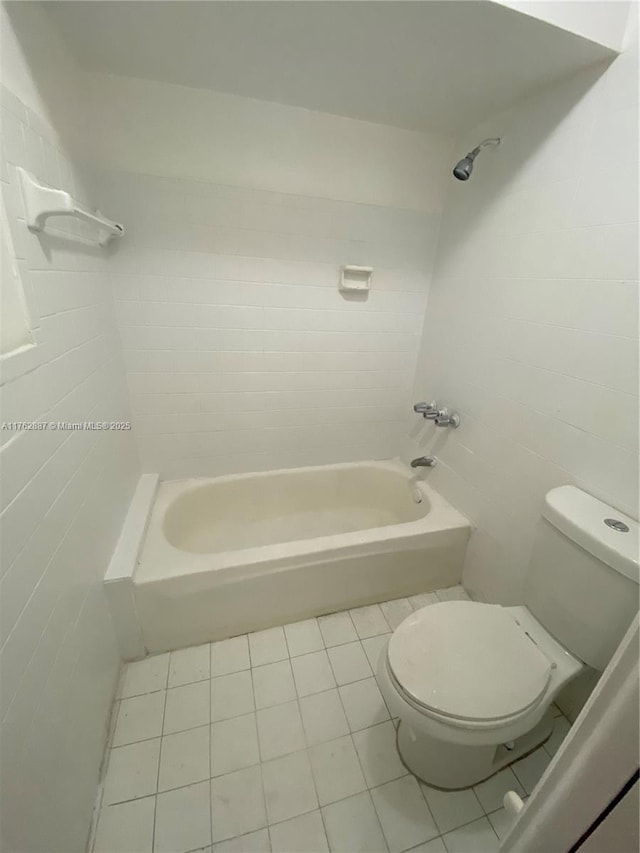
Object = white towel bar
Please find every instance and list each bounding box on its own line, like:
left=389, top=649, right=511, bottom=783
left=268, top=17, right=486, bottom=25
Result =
left=17, top=168, right=124, bottom=246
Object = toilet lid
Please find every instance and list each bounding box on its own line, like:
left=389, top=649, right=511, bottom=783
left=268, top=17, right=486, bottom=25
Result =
left=388, top=602, right=552, bottom=722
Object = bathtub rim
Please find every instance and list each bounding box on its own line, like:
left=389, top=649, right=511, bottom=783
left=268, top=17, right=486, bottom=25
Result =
left=135, top=459, right=471, bottom=590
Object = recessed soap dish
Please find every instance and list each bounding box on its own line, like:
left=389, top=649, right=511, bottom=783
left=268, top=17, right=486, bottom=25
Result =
left=340, top=265, right=373, bottom=292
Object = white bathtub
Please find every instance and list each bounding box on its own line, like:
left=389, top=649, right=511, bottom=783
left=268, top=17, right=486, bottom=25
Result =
left=130, top=461, right=471, bottom=653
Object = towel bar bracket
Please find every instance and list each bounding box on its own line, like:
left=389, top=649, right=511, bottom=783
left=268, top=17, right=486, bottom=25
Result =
left=17, top=168, right=124, bottom=247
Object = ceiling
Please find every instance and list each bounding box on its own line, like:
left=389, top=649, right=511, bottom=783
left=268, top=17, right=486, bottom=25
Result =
left=43, top=1, right=614, bottom=134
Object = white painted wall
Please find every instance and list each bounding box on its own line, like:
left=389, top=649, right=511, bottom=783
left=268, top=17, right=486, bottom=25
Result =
left=83, top=72, right=452, bottom=212
left=0, top=5, right=139, bottom=851
left=497, top=0, right=632, bottom=52
left=406, top=18, right=639, bottom=604
left=0, top=0, right=84, bottom=147
left=102, top=170, right=441, bottom=478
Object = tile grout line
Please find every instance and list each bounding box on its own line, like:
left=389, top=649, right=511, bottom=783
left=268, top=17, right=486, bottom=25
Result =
left=209, top=641, right=216, bottom=847
left=106, top=591, right=560, bottom=848
left=207, top=645, right=214, bottom=852
left=252, top=616, right=392, bottom=843
left=298, top=698, right=331, bottom=852
left=103, top=734, right=509, bottom=835
left=402, top=840, right=444, bottom=853
left=249, top=645, right=269, bottom=847
left=151, top=654, right=171, bottom=852
left=393, top=770, right=440, bottom=847
left=417, top=778, right=488, bottom=844
left=357, top=770, right=392, bottom=852
left=344, top=724, right=391, bottom=852
left=88, top=669, right=127, bottom=851
left=323, top=609, right=366, bottom=689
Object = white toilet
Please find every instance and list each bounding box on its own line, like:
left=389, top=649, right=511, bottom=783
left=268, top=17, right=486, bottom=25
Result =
left=377, top=485, right=639, bottom=789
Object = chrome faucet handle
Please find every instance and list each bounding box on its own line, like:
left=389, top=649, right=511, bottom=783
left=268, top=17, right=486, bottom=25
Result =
left=413, top=401, right=439, bottom=418
left=410, top=456, right=437, bottom=468
left=434, top=409, right=460, bottom=428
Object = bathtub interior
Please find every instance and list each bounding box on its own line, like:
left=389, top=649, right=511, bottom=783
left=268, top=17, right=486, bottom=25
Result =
left=163, top=463, right=430, bottom=554
left=107, top=462, right=471, bottom=655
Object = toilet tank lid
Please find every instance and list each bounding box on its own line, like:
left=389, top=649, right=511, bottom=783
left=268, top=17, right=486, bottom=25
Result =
left=543, top=486, right=639, bottom=584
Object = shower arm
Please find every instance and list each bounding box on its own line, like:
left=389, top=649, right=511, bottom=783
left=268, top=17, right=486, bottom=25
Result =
left=467, top=138, right=501, bottom=159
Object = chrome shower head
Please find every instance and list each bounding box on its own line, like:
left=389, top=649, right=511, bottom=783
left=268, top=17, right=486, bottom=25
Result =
left=453, top=156, right=475, bottom=181
left=453, top=138, right=500, bottom=181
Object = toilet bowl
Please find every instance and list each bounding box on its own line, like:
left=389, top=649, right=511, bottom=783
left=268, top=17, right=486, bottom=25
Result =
left=377, top=600, right=583, bottom=788
left=377, top=486, right=639, bottom=789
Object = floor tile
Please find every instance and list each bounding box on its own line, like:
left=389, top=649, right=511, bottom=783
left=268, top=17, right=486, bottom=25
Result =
left=512, top=747, right=552, bottom=794
left=159, top=725, right=210, bottom=792
left=249, top=627, right=289, bottom=667
left=299, top=689, right=350, bottom=746
left=284, top=619, right=325, bottom=657
left=262, top=750, right=318, bottom=824
left=420, top=784, right=484, bottom=835
left=211, top=713, right=259, bottom=776
left=211, top=765, right=266, bottom=842
left=155, top=780, right=212, bottom=853
left=269, top=810, right=328, bottom=853
left=252, top=660, right=296, bottom=709
left=322, top=791, right=388, bottom=853
left=361, top=635, right=390, bottom=673
left=93, top=796, right=155, bottom=853
left=309, top=735, right=367, bottom=806
left=487, top=806, right=516, bottom=841
left=112, top=692, right=165, bottom=746
left=213, top=829, right=271, bottom=852
left=211, top=670, right=254, bottom=722
left=473, top=767, right=525, bottom=814
left=163, top=680, right=210, bottom=734
left=318, top=612, right=358, bottom=647
left=350, top=605, right=390, bottom=639
left=119, top=654, right=169, bottom=698
left=352, top=721, right=407, bottom=788
left=98, top=586, right=507, bottom=852
left=408, top=593, right=439, bottom=611
left=168, top=643, right=211, bottom=688
left=327, top=642, right=372, bottom=685
left=436, top=586, right=469, bottom=602
left=256, top=700, right=306, bottom=761
left=211, top=636, right=250, bottom=677
left=371, top=775, right=439, bottom=853
left=442, top=816, right=499, bottom=853
left=103, top=739, right=161, bottom=805
left=545, top=715, right=571, bottom=756
left=339, top=678, right=390, bottom=732
left=291, top=650, right=336, bottom=697
left=379, top=599, right=413, bottom=630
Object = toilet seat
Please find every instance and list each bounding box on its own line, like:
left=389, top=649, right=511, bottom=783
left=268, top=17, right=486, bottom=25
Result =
left=387, top=601, right=553, bottom=724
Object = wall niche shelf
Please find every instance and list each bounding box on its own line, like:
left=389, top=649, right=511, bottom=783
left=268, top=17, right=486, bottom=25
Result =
left=339, top=265, right=373, bottom=292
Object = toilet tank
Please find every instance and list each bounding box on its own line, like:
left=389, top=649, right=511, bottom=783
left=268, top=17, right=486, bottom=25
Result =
left=524, top=486, right=639, bottom=671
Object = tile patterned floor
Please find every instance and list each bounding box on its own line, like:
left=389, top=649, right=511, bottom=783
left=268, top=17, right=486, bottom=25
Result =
left=92, top=586, right=570, bottom=853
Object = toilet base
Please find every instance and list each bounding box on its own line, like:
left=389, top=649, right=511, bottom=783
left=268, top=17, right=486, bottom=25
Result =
left=396, top=709, right=555, bottom=789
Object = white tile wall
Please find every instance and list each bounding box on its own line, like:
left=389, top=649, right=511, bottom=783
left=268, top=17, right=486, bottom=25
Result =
left=98, top=171, right=440, bottom=478
left=0, top=84, right=139, bottom=852
left=405, top=22, right=639, bottom=603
